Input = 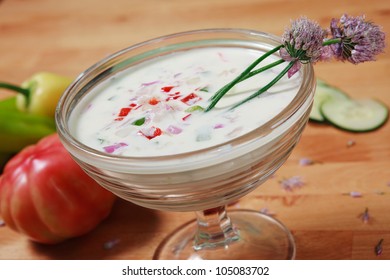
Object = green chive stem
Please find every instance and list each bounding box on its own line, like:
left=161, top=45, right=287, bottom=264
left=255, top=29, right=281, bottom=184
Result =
left=239, top=59, right=285, bottom=81
left=322, top=38, right=342, bottom=46
left=229, top=60, right=295, bottom=110
left=205, top=44, right=283, bottom=112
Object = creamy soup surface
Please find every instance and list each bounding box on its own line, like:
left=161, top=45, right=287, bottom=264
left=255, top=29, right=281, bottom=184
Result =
left=69, top=47, right=301, bottom=156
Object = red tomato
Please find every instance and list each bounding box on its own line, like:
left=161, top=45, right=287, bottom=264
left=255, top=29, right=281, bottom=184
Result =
left=0, top=134, right=116, bottom=244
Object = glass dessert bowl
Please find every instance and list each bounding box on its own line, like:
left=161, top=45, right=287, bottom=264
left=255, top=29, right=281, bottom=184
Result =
left=55, top=29, right=315, bottom=260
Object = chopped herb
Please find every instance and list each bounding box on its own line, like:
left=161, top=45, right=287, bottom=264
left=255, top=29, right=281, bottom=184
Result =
left=185, top=105, right=204, bottom=113
left=132, top=117, right=146, bottom=126
left=199, top=86, right=209, bottom=92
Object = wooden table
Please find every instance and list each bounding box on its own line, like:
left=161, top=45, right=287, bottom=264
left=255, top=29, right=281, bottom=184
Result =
left=0, top=0, right=389, bottom=260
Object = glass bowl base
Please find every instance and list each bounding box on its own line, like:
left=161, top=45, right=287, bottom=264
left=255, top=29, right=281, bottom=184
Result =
left=153, top=210, right=296, bottom=260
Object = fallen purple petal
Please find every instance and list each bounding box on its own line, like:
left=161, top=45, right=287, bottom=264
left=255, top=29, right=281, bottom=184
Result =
left=299, top=157, right=314, bottom=166
left=346, top=139, right=356, bottom=147
left=358, top=207, right=370, bottom=223
left=287, top=61, right=301, bottom=78
left=279, top=176, right=305, bottom=191
left=0, top=220, right=5, bottom=227
left=375, top=239, right=384, bottom=256
left=259, top=208, right=276, bottom=216
left=349, top=191, right=363, bottom=198
left=103, top=238, right=121, bottom=250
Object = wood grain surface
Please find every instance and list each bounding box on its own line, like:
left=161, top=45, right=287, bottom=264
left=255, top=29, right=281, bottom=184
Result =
left=0, top=0, right=389, bottom=260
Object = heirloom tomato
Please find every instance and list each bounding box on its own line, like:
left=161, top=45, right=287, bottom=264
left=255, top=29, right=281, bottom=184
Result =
left=0, top=134, right=116, bottom=244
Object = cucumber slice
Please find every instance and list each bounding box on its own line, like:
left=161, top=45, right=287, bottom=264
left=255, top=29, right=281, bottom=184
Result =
left=310, top=81, right=350, bottom=122
left=320, top=98, right=389, bottom=132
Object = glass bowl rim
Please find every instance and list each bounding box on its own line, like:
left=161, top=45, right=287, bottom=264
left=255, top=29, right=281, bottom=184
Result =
left=55, top=28, right=314, bottom=165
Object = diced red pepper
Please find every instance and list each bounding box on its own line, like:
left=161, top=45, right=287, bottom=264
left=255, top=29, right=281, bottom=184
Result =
left=114, top=117, right=124, bottom=121
left=139, top=126, right=162, bottom=140
left=161, top=86, right=175, bottom=92
left=129, top=103, right=142, bottom=110
left=182, top=114, right=192, bottom=121
left=148, top=97, right=160, bottom=105
left=153, top=127, right=162, bottom=138
left=165, top=93, right=182, bottom=102
left=118, top=107, right=131, bottom=117
left=181, top=93, right=202, bottom=105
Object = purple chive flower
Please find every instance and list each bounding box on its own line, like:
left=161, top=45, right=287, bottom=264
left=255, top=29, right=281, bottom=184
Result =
left=280, top=17, right=328, bottom=77
left=329, top=14, right=386, bottom=64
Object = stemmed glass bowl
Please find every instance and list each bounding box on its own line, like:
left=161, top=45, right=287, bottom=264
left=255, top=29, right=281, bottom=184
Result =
left=55, top=29, right=315, bottom=260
